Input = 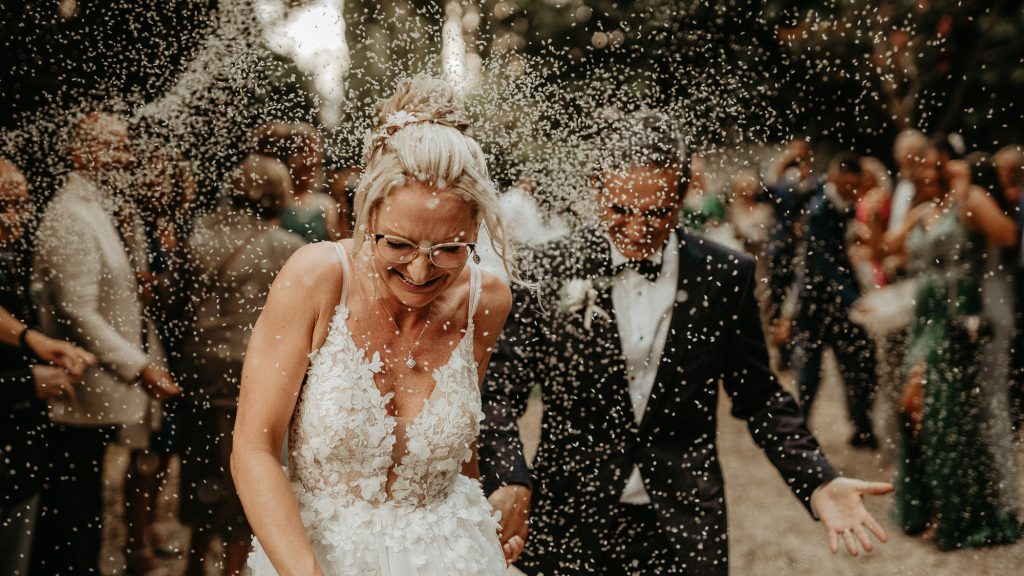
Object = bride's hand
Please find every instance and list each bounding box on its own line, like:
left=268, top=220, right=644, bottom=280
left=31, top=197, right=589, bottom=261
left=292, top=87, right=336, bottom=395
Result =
left=502, top=535, right=524, bottom=565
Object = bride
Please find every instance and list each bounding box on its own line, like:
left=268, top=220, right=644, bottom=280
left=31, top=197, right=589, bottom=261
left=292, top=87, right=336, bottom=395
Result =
left=232, top=76, right=524, bottom=575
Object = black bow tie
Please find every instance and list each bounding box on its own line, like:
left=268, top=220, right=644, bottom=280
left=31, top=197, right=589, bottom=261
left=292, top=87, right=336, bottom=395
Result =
left=613, top=259, right=661, bottom=282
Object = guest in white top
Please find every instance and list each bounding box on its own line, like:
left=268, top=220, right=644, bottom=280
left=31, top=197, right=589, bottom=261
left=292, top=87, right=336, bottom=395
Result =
left=30, top=112, right=181, bottom=575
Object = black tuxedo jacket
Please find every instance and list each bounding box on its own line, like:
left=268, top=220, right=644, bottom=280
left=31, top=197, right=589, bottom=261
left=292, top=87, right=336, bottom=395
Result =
left=793, top=186, right=861, bottom=329
left=479, top=229, right=837, bottom=575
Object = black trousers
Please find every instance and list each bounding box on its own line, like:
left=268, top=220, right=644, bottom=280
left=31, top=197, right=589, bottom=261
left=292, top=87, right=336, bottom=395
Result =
left=520, top=503, right=682, bottom=576
left=792, top=314, right=878, bottom=436
left=30, top=424, right=117, bottom=575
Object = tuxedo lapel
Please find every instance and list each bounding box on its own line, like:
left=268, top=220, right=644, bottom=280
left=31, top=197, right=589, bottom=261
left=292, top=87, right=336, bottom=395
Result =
left=567, top=238, right=636, bottom=433
left=638, top=232, right=713, bottom=433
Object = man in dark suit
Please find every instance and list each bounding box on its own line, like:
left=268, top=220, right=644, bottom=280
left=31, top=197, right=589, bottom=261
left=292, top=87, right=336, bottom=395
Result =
left=788, top=152, right=878, bottom=448
left=480, top=113, right=892, bottom=575
left=764, top=138, right=817, bottom=368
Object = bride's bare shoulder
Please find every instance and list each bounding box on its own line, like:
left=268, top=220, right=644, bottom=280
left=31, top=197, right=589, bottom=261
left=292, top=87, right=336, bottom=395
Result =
left=269, top=241, right=346, bottom=302
left=474, top=268, right=513, bottom=333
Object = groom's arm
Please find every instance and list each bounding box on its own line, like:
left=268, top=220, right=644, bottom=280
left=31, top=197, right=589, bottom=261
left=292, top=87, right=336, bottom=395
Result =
left=479, top=286, right=547, bottom=495
left=722, top=257, right=838, bottom=515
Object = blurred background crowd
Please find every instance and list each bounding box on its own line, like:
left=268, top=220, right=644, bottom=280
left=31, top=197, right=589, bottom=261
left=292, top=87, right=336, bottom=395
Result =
left=3, top=106, right=1022, bottom=576
left=2, top=0, right=1024, bottom=575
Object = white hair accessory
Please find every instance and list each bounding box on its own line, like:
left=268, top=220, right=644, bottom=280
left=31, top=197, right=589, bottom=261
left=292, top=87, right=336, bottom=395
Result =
left=385, top=111, right=420, bottom=129
left=362, top=111, right=429, bottom=163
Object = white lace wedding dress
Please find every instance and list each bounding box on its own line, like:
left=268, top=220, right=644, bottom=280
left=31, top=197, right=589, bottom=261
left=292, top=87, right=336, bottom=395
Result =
left=248, top=243, right=506, bottom=575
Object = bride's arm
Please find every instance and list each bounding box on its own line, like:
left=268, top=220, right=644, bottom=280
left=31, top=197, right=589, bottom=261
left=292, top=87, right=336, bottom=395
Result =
left=467, top=273, right=521, bottom=563
left=231, top=245, right=336, bottom=576
left=463, top=273, right=513, bottom=480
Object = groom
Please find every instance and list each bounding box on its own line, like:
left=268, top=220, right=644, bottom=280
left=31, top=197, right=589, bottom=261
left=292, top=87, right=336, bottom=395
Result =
left=479, top=111, right=891, bottom=575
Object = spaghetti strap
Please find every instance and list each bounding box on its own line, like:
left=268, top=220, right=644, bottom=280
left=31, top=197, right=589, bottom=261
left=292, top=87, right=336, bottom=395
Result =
left=332, top=242, right=351, bottom=308
left=467, top=264, right=482, bottom=324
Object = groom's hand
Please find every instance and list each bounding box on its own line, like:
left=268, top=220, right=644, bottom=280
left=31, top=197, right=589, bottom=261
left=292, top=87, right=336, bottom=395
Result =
left=811, top=477, right=894, bottom=556
left=488, top=484, right=531, bottom=559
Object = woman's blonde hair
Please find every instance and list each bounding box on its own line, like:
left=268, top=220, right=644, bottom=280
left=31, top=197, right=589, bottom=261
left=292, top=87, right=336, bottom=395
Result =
left=353, top=75, right=523, bottom=285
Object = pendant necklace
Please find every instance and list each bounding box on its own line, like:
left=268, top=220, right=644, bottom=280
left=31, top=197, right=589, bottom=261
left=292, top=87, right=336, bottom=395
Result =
left=379, top=300, right=433, bottom=369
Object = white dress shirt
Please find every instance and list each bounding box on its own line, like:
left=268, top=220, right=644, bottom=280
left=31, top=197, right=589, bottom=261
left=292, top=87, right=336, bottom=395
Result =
left=609, top=231, right=680, bottom=504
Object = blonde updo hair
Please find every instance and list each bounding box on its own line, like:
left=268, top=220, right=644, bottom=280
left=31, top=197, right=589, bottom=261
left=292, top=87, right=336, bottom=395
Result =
left=354, top=75, right=523, bottom=285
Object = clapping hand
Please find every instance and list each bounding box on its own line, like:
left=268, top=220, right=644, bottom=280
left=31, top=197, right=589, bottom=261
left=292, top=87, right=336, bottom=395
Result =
left=140, top=364, right=182, bottom=401
left=811, top=477, right=894, bottom=556
left=32, top=365, right=79, bottom=401
left=946, top=159, right=972, bottom=202
left=23, top=329, right=96, bottom=377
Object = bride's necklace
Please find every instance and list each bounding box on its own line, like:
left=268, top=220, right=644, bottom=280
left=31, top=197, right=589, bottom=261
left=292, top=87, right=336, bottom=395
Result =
left=378, top=300, right=433, bottom=369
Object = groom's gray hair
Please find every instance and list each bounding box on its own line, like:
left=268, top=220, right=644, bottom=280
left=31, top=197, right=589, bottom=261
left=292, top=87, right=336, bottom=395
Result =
left=592, top=108, right=691, bottom=190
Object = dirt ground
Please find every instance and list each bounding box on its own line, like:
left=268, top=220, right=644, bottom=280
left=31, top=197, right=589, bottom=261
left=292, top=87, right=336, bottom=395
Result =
left=99, top=353, right=1024, bottom=575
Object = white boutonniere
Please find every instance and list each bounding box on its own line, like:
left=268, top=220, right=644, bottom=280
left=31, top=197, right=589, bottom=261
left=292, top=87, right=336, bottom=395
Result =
left=558, top=277, right=612, bottom=330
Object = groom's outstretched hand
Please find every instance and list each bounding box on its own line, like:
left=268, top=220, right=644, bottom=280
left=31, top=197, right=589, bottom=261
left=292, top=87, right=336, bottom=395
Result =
left=488, top=484, right=531, bottom=564
left=811, top=477, right=894, bottom=556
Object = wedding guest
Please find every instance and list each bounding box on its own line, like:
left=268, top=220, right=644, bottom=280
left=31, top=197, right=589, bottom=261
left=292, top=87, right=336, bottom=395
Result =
left=885, top=139, right=1020, bottom=549
left=966, top=152, right=1021, bottom=522
left=29, top=112, right=181, bottom=575
left=788, top=152, right=879, bottom=448
left=279, top=123, right=344, bottom=242
left=178, top=154, right=304, bottom=576
left=680, top=154, right=726, bottom=233
left=724, top=169, right=772, bottom=255
left=0, top=157, right=95, bottom=575
left=325, top=163, right=359, bottom=238
left=994, top=144, right=1024, bottom=431
left=0, top=304, right=92, bottom=575
left=852, top=156, right=893, bottom=288
left=887, top=128, right=928, bottom=233
left=481, top=111, right=892, bottom=576
left=253, top=120, right=291, bottom=159
left=121, top=146, right=199, bottom=572
left=764, top=138, right=817, bottom=366
left=849, top=156, right=902, bottom=464
left=995, top=145, right=1024, bottom=204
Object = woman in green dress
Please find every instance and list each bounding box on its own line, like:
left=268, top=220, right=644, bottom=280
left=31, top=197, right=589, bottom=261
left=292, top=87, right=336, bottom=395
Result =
left=884, top=140, right=1021, bottom=550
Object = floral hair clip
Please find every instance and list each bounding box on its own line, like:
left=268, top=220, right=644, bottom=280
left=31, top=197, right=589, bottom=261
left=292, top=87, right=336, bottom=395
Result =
left=362, top=111, right=427, bottom=162
left=361, top=107, right=471, bottom=163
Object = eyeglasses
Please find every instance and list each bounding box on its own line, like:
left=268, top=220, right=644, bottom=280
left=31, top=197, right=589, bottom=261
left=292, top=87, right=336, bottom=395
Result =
left=367, top=233, right=476, bottom=269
